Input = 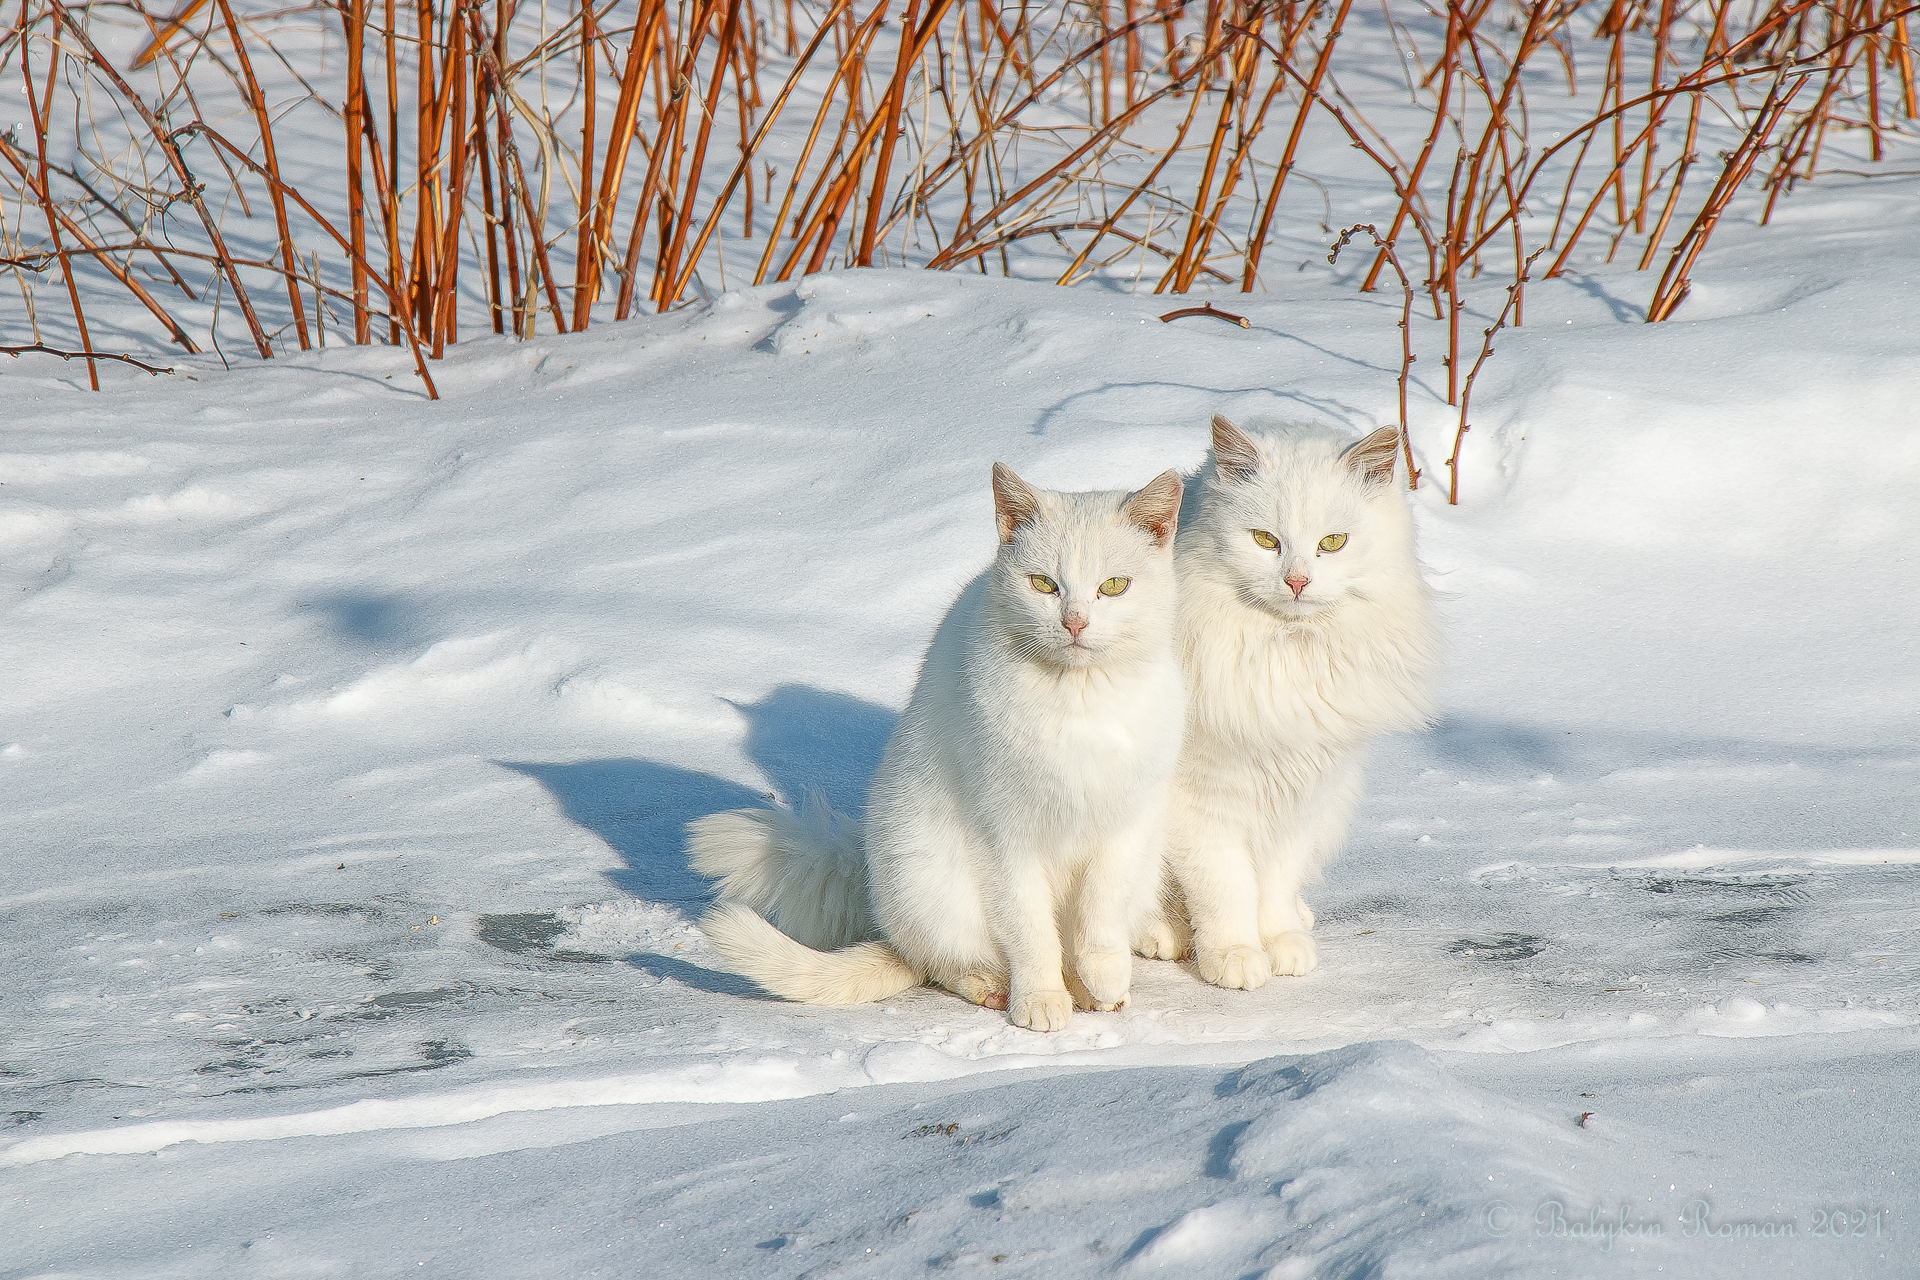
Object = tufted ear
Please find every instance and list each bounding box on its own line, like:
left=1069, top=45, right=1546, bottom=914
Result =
left=991, top=462, right=1044, bottom=544
left=1343, top=425, right=1402, bottom=487
left=1210, top=415, right=1262, bottom=483
left=1122, top=469, right=1183, bottom=548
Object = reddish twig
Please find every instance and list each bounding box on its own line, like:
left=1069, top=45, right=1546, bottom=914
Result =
left=21, top=18, right=97, bottom=390
left=50, top=0, right=273, bottom=361
left=216, top=0, right=309, bottom=350
left=1158, top=301, right=1250, bottom=327
left=183, top=124, right=438, bottom=398
left=1329, top=224, right=1419, bottom=489
left=3, top=343, right=174, bottom=375
left=1445, top=246, right=1546, bottom=505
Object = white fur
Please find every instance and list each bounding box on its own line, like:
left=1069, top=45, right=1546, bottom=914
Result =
left=1153, top=417, right=1441, bottom=990
left=696, top=468, right=1186, bottom=1029
left=688, top=804, right=873, bottom=951
left=698, top=902, right=918, bottom=1004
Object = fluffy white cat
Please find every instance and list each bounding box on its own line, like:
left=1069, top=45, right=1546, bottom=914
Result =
left=693, top=464, right=1185, bottom=1030
left=1139, top=416, right=1441, bottom=989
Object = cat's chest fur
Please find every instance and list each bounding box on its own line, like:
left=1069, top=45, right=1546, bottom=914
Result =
left=1178, top=570, right=1429, bottom=768
left=968, top=655, right=1179, bottom=784
left=899, top=630, right=1179, bottom=845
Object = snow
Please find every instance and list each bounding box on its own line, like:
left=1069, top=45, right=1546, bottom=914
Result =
left=5, top=132, right=1920, bottom=1279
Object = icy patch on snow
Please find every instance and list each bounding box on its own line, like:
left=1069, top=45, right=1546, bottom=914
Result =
left=555, top=899, right=698, bottom=954
left=1565, top=846, right=1920, bottom=870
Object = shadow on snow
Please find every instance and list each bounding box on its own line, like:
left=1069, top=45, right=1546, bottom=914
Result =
left=499, top=683, right=897, bottom=910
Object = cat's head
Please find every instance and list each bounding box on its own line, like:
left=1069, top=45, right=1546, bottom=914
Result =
left=1188, top=416, right=1416, bottom=618
left=986, top=464, right=1182, bottom=669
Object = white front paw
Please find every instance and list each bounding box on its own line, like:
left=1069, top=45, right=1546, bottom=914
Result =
left=1074, top=948, right=1131, bottom=1009
left=1196, top=943, right=1271, bottom=990
left=1133, top=915, right=1192, bottom=961
left=1008, top=987, right=1073, bottom=1031
left=1264, top=930, right=1318, bottom=976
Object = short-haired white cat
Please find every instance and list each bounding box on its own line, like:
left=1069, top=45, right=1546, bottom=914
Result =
left=693, top=464, right=1185, bottom=1030
left=1141, top=416, right=1441, bottom=989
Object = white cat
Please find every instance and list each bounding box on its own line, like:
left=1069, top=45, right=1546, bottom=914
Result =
left=1139, top=416, right=1441, bottom=989
left=693, top=464, right=1185, bottom=1030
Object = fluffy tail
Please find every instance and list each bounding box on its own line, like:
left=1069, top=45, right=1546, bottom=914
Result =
left=699, top=902, right=921, bottom=1005
left=686, top=802, right=875, bottom=951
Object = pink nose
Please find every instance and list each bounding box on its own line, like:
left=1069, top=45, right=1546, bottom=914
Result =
left=1063, top=613, right=1088, bottom=639
left=1284, top=574, right=1310, bottom=599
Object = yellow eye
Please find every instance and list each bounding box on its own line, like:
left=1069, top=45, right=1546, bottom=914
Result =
left=1029, top=574, right=1059, bottom=595
left=1251, top=529, right=1279, bottom=550
left=1317, top=533, right=1348, bottom=553
left=1098, top=577, right=1130, bottom=597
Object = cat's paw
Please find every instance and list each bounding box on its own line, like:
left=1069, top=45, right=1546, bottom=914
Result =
left=1007, top=987, right=1074, bottom=1032
left=1196, top=943, right=1271, bottom=990
left=1064, top=967, right=1126, bottom=1012
left=1073, top=948, right=1131, bottom=1009
left=947, top=972, right=1008, bottom=1009
left=1133, top=916, right=1192, bottom=961
left=1264, top=930, right=1319, bottom=977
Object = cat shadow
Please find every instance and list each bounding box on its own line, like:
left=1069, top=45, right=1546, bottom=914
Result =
left=623, top=951, right=768, bottom=999
left=499, top=684, right=898, bottom=907
left=498, top=758, right=766, bottom=905
left=728, top=683, right=896, bottom=818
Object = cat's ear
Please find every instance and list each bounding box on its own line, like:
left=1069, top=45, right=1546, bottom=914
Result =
left=1123, top=469, right=1183, bottom=548
left=991, top=462, right=1044, bottom=544
left=1210, top=415, right=1261, bottom=483
left=1344, top=426, right=1403, bottom=488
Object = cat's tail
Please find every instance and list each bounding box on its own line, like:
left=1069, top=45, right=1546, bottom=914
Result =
left=699, top=902, right=922, bottom=1005
left=686, top=803, right=875, bottom=952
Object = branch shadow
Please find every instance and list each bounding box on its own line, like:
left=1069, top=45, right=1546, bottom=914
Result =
left=1560, top=272, right=1647, bottom=324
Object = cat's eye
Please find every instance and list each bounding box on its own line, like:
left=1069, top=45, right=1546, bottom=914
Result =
left=1317, top=533, right=1348, bottom=553
left=1098, top=577, right=1130, bottom=597
left=1029, top=574, right=1059, bottom=595
left=1250, top=529, right=1280, bottom=550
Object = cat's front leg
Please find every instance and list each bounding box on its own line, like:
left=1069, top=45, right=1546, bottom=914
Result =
left=1256, top=857, right=1318, bottom=977
left=1172, top=849, right=1270, bottom=991
left=1132, top=868, right=1192, bottom=961
left=1167, top=808, right=1269, bottom=988
left=987, top=855, right=1074, bottom=1031
left=1073, top=811, right=1166, bottom=1008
